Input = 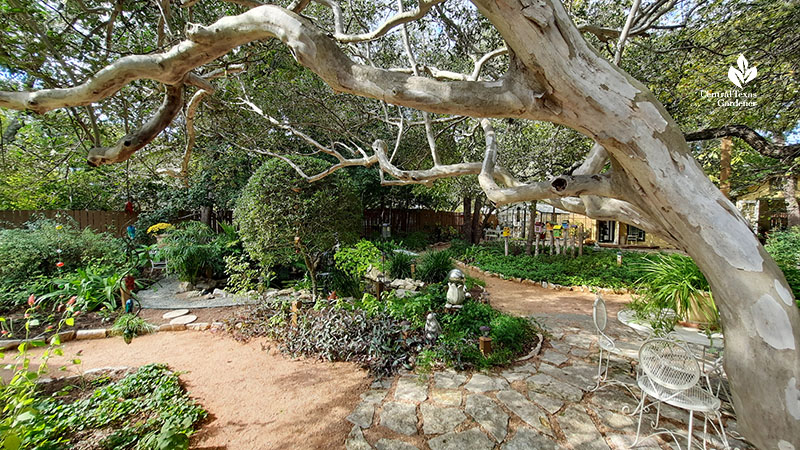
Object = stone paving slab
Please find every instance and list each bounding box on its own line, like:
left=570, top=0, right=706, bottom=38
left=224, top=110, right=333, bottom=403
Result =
left=496, top=389, right=552, bottom=436
left=345, top=425, right=371, bottom=450
left=501, top=428, right=561, bottom=450
left=464, top=373, right=509, bottom=393
left=465, top=394, right=509, bottom=442
left=558, top=405, right=611, bottom=450
left=375, top=439, right=419, bottom=450
left=421, top=403, right=466, bottom=435
left=395, top=378, right=428, bottom=403
left=434, top=370, right=467, bottom=389
left=430, top=389, right=462, bottom=407
left=427, top=428, right=494, bottom=450
left=380, top=402, right=418, bottom=435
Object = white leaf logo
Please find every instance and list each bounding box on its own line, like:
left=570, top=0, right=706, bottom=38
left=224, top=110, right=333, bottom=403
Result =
left=728, top=54, right=757, bottom=88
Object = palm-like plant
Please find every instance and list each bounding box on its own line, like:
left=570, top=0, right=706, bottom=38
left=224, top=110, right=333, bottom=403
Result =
left=636, top=254, right=718, bottom=326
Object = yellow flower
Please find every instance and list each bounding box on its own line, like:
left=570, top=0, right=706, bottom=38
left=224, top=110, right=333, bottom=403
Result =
left=147, top=223, right=173, bottom=234
left=55, top=225, right=63, bottom=230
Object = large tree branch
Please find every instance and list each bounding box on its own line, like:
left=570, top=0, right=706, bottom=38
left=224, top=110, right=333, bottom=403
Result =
left=316, top=0, right=447, bottom=43
left=87, top=84, right=184, bottom=166
left=685, top=125, right=800, bottom=160
left=0, top=5, right=532, bottom=119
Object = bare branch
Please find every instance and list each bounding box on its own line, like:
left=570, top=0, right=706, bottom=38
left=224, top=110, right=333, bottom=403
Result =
left=614, top=0, right=641, bottom=65
left=685, top=125, right=800, bottom=160
left=316, top=0, right=447, bottom=43
left=87, top=84, right=184, bottom=166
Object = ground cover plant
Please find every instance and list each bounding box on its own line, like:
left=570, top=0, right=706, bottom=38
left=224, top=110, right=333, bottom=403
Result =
left=225, top=284, right=539, bottom=376
left=8, top=364, right=206, bottom=450
left=451, top=240, right=655, bottom=289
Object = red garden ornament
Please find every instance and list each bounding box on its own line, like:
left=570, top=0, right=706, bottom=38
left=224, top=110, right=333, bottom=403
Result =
left=56, top=261, right=65, bottom=268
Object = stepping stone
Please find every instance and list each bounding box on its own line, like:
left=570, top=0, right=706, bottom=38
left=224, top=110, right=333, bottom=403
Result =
left=380, top=402, right=418, bottom=435
left=571, top=347, right=591, bottom=358
left=528, top=391, right=564, bottom=415
left=549, top=340, right=571, bottom=354
left=527, top=373, right=583, bottom=402
left=464, top=373, right=509, bottom=393
left=540, top=350, right=569, bottom=366
left=495, top=390, right=552, bottom=436
left=430, top=389, right=462, bottom=407
left=395, top=377, right=428, bottom=403
left=361, top=390, right=388, bottom=405
left=162, top=309, right=189, bottom=319
left=421, top=403, right=466, bottom=435
left=556, top=405, right=610, bottom=450
left=589, top=406, right=635, bottom=431
left=169, top=314, right=197, bottom=325
left=590, top=387, right=639, bottom=413
left=500, top=369, right=529, bottom=383
left=375, top=439, right=419, bottom=450
left=434, top=370, right=467, bottom=389
left=347, top=401, right=375, bottom=428
left=539, top=362, right=595, bottom=391
left=372, top=378, right=394, bottom=389
left=346, top=425, right=371, bottom=450
left=465, top=394, right=509, bottom=442
left=564, top=333, right=595, bottom=349
left=501, top=428, right=560, bottom=450
left=428, top=428, right=494, bottom=450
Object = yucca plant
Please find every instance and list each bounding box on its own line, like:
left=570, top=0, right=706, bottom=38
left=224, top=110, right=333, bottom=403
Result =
left=416, top=250, right=454, bottom=283
left=636, top=254, right=718, bottom=327
left=387, top=251, right=416, bottom=279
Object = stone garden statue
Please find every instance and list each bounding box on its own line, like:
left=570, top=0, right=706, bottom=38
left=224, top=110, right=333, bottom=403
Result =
left=424, top=312, right=442, bottom=344
left=446, top=268, right=467, bottom=307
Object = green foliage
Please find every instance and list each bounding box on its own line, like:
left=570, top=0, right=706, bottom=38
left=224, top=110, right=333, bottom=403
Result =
left=110, top=314, right=156, bottom=344
left=635, top=254, right=718, bottom=325
left=387, top=251, right=415, bottom=279
left=22, top=364, right=206, bottom=450
left=450, top=242, right=651, bottom=289
left=489, top=315, right=534, bottom=354
left=765, top=227, right=800, bottom=306
left=223, top=254, right=275, bottom=294
left=157, top=221, right=225, bottom=283
left=39, top=266, right=132, bottom=312
left=235, top=157, right=361, bottom=281
left=334, top=240, right=382, bottom=279
left=415, top=250, right=454, bottom=283
left=0, top=218, right=124, bottom=287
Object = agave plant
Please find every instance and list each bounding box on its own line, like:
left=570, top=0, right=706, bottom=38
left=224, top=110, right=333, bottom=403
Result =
left=636, top=254, right=719, bottom=327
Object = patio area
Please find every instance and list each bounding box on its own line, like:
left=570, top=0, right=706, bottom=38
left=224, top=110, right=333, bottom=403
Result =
left=345, top=312, right=750, bottom=450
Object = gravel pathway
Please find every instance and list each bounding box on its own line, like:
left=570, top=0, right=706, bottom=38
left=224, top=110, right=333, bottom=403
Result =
left=136, top=278, right=260, bottom=309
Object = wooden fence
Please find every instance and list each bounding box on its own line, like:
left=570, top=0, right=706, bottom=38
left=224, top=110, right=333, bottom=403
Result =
left=0, top=210, right=138, bottom=237
left=363, top=208, right=463, bottom=236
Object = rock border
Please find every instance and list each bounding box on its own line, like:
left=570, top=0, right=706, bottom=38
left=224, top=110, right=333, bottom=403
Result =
left=453, top=260, right=635, bottom=296
left=0, top=320, right=224, bottom=351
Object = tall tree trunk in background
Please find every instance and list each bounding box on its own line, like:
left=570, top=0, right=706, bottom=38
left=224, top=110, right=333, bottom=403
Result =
left=525, top=202, right=537, bottom=255
left=463, top=195, right=472, bottom=243
left=720, top=137, right=732, bottom=199
left=199, top=205, right=212, bottom=226
left=471, top=196, right=482, bottom=244
left=774, top=132, right=800, bottom=228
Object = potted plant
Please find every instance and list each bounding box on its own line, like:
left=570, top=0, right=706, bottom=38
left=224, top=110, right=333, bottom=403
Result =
left=479, top=325, right=493, bottom=356
left=636, top=254, right=719, bottom=329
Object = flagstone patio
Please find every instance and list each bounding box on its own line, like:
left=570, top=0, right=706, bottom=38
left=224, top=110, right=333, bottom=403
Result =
left=345, top=313, right=750, bottom=450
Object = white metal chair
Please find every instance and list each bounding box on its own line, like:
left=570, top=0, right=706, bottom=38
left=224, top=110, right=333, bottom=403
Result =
left=591, top=295, right=635, bottom=394
left=632, top=338, right=729, bottom=450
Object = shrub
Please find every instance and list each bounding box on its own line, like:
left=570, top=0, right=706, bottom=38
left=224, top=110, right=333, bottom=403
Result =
left=0, top=217, right=125, bottom=285
left=236, top=156, right=362, bottom=297
left=416, top=250, right=453, bottom=283
left=397, top=231, right=429, bottom=251
left=39, top=266, right=131, bottom=312
left=765, top=227, right=800, bottom=305
left=224, top=254, right=274, bottom=294
left=334, top=240, right=382, bottom=279
left=387, top=251, right=415, bottom=279
left=158, top=221, right=224, bottom=282
left=110, top=313, right=157, bottom=344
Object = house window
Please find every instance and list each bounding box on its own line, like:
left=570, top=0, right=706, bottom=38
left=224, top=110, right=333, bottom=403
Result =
left=627, top=225, right=646, bottom=242
left=598, top=220, right=616, bottom=243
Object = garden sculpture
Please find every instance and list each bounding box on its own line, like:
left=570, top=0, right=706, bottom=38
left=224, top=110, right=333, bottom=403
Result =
left=446, top=269, right=466, bottom=307
left=425, top=312, right=442, bottom=344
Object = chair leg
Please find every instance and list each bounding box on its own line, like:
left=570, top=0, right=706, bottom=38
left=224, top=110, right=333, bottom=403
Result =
left=632, top=393, right=648, bottom=447
left=687, top=411, right=694, bottom=450
left=592, top=347, right=606, bottom=391
left=655, top=402, right=661, bottom=428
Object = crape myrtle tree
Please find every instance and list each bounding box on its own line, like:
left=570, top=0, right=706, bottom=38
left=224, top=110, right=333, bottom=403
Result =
left=1, top=0, right=799, bottom=446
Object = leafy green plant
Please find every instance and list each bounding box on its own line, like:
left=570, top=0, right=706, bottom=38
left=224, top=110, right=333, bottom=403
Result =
left=490, top=315, right=534, bottom=354
left=415, top=250, right=453, bottom=283
left=110, top=314, right=156, bottom=344
left=635, top=253, right=718, bottom=326
left=334, top=240, right=383, bottom=279
left=765, top=227, right=800, bottom=305
left=39, top=266, right=132, bottom=312
left=223, top=254, right=274, bottom=294
left=158, top=221, right=224, bottom=283
left=387, top=251, right=415, bottom=279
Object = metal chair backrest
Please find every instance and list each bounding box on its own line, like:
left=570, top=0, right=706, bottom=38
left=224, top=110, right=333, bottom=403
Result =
left=593, top=295, right=607, bottom=333
left=639, top=338, right=700, bottom=391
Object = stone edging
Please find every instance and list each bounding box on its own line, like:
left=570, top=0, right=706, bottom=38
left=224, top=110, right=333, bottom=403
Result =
left=453, top=260, right=635, bottom=295
left=0, top=321, right=225, bottom=351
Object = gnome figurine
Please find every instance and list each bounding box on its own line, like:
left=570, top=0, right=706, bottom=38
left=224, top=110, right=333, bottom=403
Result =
left=424, top=312, right=442, bottom=344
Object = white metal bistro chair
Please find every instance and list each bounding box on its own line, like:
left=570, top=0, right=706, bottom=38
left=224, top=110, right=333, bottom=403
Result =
left=590, top=295, right=635, bottom=394
left=632, top=338, right=729, bottom=450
